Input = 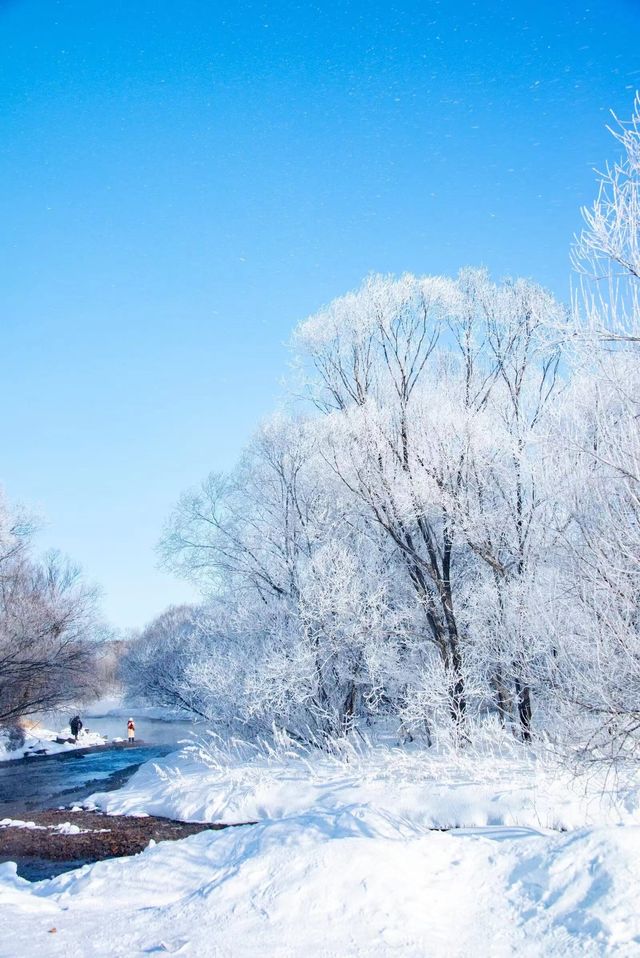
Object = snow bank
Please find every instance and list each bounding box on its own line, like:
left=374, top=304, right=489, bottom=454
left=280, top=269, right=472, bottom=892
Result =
left=2, top=739, right=639, bottom=955
left=88, top=738, right=640, bottom=831
left=0, top=726, right=109, bottom=762
left=1, top=812, right=638, bottom=956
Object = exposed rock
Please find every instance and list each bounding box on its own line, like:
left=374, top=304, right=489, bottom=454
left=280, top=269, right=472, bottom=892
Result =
left=0, top=808, right=252, bottom=870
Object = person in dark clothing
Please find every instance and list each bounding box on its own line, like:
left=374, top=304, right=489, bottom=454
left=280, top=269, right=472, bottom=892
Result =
left=70, top=715, right=83, bottom=742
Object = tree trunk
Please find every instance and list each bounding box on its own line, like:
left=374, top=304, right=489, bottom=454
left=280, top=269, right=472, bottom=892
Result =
left=493, top=667, right=510, bottom=727
left=341, top=683, right=358, bottom=734
left=514, top=676, right=533, bottom=742
left=448, top=644, right=467, bottom=727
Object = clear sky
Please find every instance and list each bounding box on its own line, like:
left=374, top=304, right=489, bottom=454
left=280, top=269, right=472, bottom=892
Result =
left=1, top=0, right=639, bottom=629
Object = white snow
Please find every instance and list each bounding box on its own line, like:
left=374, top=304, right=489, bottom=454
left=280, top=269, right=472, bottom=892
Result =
left=0, top=818, right=46, bottom=830
left=1, top=741, right=639, bottom=956
left=0, top=726, right=110, bottom=762
left=0, top=819, right=109, bottom=835
left=88, top=737, right=640, bottom=831
left=0, top=813, right=638, bottom=956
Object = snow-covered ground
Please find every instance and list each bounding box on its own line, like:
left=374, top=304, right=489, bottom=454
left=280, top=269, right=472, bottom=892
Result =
left=1, top=738, right=639, bottom=957
left=86, top=736, right=640, bottom=830
left=0, top=725, right=111, bottom=762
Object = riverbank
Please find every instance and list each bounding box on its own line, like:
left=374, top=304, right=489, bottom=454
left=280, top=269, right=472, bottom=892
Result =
left=0, top=809, right=245, bottom=881
left=0, top=707, right=202, bottom=763
left=0, top=742, right=179, bottom=819
left=88, top=734, right=640, bottom=829
left=0, top=726, right=115, bottom=763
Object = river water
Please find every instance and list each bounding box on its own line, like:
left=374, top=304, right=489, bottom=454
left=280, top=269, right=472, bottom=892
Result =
left=0, top=712, right=207, bottom=880
left=0, top=712, right=203, bottom=817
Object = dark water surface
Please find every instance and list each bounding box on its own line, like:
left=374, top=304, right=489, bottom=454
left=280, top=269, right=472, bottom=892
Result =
left=0, top=715, right=210, bottom=881
left=0, top=715, right=205, bottom=880
left=0, top=742, right=175, bottom=816
left=0, top=744, right=175, bottom=880
left=10, top=855, right=96, bottom=881
left=0, top=714, right=202, bottom=817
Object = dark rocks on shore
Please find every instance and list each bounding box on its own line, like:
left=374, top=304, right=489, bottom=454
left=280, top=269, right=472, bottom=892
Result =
left=0, top=809, right=249, bottom=872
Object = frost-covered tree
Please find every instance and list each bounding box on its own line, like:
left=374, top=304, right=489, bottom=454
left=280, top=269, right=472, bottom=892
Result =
left=451, top=275, right=565, bottom=739
left=556, top=94, right=640, bottom=759
left=160, top=417, right=406, bottom=741
left=152, top=270, right=571, bottom=747
left=0, top=494, right=101, bottom=723
left=148, top=98, right=640, bottom=760
left=119, top=604, right=216, bottom=718
left=154, top=270, right=568, bottom=747
left=295, top=274, right=471, bottom=726
left=573, top=93, right=640, bottom=343
left=294, top=270, right=565, bottom=736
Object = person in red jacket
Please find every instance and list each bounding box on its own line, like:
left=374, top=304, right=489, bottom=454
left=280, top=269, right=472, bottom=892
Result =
left=127, top=718, right=135, bottom=743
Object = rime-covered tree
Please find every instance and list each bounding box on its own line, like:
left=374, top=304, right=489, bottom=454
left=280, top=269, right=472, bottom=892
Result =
left=0, top=494, right=101, bottom=723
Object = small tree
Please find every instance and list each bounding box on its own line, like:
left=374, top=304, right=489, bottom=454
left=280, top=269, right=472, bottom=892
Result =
left=119, top=604, right=214, bottom=718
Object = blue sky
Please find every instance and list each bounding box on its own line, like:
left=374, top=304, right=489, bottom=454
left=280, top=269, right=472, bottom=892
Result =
left=1, top=0, right=639, bottom=629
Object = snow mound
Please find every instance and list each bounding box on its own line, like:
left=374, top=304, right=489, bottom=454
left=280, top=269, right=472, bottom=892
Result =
left=88, top=739, right=640, bottom=831
left=2, top=741, right=639, bottom=955
left=1, top=814, right=639, bottom=956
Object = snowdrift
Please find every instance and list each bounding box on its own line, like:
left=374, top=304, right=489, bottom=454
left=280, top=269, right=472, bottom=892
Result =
left=1, top=741, right=639, bottom=956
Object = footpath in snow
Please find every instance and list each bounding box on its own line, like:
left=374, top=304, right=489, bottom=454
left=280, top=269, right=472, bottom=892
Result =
left=1, top=738, right=639, bottom=957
